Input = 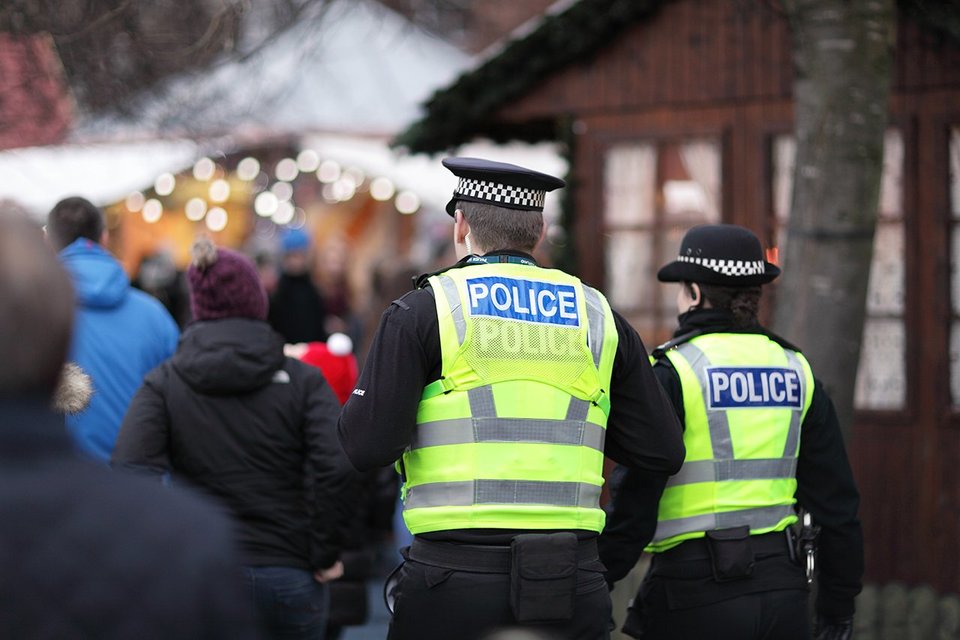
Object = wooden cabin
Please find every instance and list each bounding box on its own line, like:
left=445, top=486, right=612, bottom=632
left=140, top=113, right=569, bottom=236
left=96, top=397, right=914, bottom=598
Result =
left=397, top=0, right=960, bottom=592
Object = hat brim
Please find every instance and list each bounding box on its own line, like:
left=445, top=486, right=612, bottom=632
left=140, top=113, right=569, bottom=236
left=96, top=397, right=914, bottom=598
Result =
left=445, top=195, right=545, bottom=217
left=657, top=261, right=781, bottom=286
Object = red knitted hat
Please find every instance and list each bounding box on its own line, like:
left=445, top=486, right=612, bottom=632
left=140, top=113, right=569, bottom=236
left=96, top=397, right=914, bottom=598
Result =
left=297, top=334, right=358, bottom=405
left=188, top=237, right=268, bottom=322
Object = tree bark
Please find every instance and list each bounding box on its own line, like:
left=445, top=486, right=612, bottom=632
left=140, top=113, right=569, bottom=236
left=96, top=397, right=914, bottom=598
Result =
left=774, top=0, right=896, bottom=439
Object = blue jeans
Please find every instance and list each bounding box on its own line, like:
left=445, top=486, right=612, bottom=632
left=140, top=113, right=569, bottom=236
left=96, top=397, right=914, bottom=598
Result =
left=243, top=566, right=330, bottom=640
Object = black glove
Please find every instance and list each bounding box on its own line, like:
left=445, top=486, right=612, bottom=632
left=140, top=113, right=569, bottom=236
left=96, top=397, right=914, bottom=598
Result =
left=813, top=614, right=853, bottom=640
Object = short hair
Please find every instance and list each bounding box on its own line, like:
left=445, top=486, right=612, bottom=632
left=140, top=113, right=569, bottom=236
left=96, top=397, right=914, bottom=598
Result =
left=0, top=205, right=74, bottom=396
left=692, top=282, right=762, bottom=328
left=457, top=201, right=544, bottom=254
left=47, top=196, right=105, bottom=251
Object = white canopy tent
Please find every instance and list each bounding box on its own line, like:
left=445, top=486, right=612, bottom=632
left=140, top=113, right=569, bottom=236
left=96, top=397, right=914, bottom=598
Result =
left=0, top=0, right=565, bottom=222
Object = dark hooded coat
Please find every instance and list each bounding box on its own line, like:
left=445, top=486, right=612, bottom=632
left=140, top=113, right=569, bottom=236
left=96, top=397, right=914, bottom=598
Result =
left=113, top=318, right=351, bottom=570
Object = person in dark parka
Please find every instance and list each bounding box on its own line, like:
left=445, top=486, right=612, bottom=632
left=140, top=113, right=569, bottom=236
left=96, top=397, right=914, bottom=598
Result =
left=0, top=207, right=259, bottom=640
left=113, top=236, right=353, bottom=640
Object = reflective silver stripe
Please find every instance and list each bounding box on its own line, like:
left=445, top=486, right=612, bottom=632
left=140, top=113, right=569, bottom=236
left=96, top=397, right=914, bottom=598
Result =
left=667, top=458, right=797, bottom=485
left=436, top=275, right=466, bottom=344
left=405, top=479, right=602, bottom=510
left=468, top=386, right=496, bottom=418
left=675, top=342, right=733, bottom=460
left=411, top=417, right=606, bottom=451
left=782, top=350, right=805, bottom=457
left=582, top=286, right=606, bottom=368
left=653, top=504, right=795, bottom=542
left=566, top=398, right=590, bottom=422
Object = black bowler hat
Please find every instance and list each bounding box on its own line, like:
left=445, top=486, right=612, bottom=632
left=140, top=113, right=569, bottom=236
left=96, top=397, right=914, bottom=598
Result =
left=657, top=224, right=780, bottom=286
left=442, top=157, right=565, bottom=217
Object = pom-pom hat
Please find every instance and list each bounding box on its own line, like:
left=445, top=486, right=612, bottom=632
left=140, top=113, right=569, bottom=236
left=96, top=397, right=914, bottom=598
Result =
left=188, top=237, right=268, bottom=321
left=442, top=157, right=565, bottom=217
left=657, top=224, right=780, bottom=287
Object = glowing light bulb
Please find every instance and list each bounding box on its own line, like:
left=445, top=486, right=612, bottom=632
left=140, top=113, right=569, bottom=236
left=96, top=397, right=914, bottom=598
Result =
left=236, top=157, right=260, bottom=181
left=126, top=192, right=145, bottom=212
left=275, top=158, right=299, bottom=182
left=142, top=199, right=163, bottom=223
left=205, top=207, right=228, bottom=231
left=395, top=191, right=420, bottom=215
left=209, top=179, right=231, bottom=203
left=185, top=198, right=207, bottom=221
left=316, top=160, right=341, bottom=183
left=254, top=192, right=279, bottom=217
left=296, top=149, right=320, bottom=173
left=154, top=173, right=175, bottom=196
left=193, top=158, right=216, bottom=181
left=370, top=177, right=395, bottom=201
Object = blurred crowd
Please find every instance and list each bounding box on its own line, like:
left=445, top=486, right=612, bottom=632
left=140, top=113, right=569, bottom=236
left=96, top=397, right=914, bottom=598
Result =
left=0, top=196, right=410, bottom=640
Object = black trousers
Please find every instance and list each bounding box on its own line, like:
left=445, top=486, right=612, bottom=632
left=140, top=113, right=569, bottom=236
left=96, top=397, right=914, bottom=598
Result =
left=633, top=576, right=809, bottom=640
left=386, top=557, right=612, bottom=640
left=625, top=534, right=810, bottom=640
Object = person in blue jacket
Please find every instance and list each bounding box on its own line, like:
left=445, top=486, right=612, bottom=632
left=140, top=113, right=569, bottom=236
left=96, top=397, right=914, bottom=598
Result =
left=46, top=197, right=179, bottom=462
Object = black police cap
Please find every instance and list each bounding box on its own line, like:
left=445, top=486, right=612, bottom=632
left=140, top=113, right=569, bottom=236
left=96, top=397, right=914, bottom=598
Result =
left=442, top=157, right=565, bottom=217
left=657, top=224, right=781, bottom=286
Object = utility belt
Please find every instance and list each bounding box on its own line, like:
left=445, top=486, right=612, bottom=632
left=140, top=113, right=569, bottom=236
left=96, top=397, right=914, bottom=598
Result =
left=409, top=536, right=604, bottom=573
left=406, top=534, right=604, bottom=624
left=653, top=527, right=792, bottom=582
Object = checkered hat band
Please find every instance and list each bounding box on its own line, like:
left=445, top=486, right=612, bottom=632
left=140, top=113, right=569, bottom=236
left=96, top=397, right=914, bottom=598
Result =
left=455, top=178, right=546, bottom=209
left=676, top=255, right=766, bottom=277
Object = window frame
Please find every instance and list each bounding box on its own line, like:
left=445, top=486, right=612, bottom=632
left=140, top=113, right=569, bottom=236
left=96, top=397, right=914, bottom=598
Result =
left=763, top=119, right=917, bottom=424
left=597, top=131, right=727, bottom=345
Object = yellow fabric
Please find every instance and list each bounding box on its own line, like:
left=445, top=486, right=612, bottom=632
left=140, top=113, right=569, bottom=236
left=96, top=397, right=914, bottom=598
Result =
left=648, top=332, right=814, bottom=552
left=401, top=262, right=618, bottom=534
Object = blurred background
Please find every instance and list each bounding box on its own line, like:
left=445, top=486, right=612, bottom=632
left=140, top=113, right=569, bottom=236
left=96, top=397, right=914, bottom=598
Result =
left=2, top=1, right=960, bottom=638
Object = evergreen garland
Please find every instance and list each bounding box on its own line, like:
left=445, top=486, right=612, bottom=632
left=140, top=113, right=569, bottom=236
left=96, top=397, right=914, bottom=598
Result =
left=392, top=0, right=670, bottom=153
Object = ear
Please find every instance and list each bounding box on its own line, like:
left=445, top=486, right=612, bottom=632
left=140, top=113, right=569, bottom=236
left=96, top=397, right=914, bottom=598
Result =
left=689, top=282, right=702, bottom=307
left=453, top=210, right=471, bottom=258
left=534, top=219, right=547, bottom=252
left=454, top=210, right=470, bottom=242
left=100, top=229, right=109, bottom=246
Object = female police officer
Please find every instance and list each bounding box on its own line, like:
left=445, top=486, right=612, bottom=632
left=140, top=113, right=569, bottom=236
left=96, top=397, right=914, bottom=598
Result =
left=598, top=224, right=863, bottom=640
left=338, top=157, right=684, bottom=640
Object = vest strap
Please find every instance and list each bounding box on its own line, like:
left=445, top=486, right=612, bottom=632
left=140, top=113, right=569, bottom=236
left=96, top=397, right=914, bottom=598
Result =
left=421, top=379, right=450, bottom=400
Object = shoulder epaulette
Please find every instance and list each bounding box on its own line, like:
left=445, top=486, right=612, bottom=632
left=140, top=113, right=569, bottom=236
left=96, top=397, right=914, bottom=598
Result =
left=414, top=261, right=471, bottom=289
left=758, top=328, right=803, bottom=354
left=651, top=329, right=705, bottom=360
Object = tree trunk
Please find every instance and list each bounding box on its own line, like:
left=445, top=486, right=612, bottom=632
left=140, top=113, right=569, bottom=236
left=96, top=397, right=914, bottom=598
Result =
left=774, top=0, right=896, bottom=439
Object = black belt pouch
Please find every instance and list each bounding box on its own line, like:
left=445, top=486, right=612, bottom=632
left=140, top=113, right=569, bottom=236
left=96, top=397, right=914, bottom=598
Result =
left=705, top=526, right=755, bottom=582
left=510, top=533, right=578, bottom=623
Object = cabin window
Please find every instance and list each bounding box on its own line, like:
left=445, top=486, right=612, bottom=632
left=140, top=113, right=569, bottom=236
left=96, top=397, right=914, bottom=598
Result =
left=772, top=130, right=906, bottom=410
left=603, top=139, right=722, bottom=342
left=948, top=126, right=960, bottom=406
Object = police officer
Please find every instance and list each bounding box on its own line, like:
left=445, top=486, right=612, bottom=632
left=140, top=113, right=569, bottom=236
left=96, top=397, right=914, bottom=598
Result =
left=598, top=224, right=864, bottom=640
left=338, top=157, right=685, bottom=640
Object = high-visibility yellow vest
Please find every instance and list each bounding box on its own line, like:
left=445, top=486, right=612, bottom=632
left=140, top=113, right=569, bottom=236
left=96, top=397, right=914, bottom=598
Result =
left=647, top=332, right=814, bottom=552
left=400, top=261, right=619, bottom=535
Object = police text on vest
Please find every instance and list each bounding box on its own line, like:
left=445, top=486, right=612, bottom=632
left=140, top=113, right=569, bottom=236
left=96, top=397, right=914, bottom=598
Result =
left=465, top=276, right=580, bottom=327
left=705, top=367, right=803, bottom=409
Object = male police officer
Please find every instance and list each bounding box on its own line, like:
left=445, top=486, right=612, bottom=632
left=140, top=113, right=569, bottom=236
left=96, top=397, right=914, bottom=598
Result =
left=338, top=157, right=684, bottom=640
left=598, top=224, right=864, bottom=640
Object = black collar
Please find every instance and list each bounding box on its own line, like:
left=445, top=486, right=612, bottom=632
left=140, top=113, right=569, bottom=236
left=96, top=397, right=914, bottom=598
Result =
left=415, top=251, right=539, bottom=288
left=654, top=308, right=800, bottom=355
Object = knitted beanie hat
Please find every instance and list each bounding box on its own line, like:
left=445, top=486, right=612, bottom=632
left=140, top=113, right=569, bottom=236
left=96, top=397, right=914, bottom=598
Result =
left=188, top=237, right=268, bottom=322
